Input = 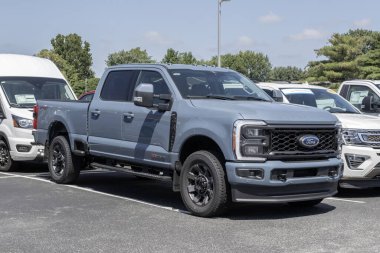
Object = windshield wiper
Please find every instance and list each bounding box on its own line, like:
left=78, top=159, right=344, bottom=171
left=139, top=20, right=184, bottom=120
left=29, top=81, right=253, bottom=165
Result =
left=232, top=95, right=270, bottom=102
left=9, top=103, right=34, bottom=108
left=187, top=95, right=236, bottom=100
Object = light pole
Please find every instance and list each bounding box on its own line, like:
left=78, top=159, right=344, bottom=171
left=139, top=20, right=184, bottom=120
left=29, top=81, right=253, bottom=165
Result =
left=218, top=0, right=230, bottom=67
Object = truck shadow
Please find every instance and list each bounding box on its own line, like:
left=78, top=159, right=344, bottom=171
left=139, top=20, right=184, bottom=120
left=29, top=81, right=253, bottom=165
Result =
left=225, top=203, right=335, bottom=220
left=336, top=188, right=380, bottom=198
left=63, top=170, right=336, bottom=220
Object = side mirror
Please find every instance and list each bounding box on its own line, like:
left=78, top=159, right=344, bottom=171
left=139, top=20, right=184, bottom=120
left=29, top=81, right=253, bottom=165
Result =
left=272, top=90, right=284, bottom=102
left=133, top=83, right=154, bottom=108
left=362, top=96, right=374, bottom=111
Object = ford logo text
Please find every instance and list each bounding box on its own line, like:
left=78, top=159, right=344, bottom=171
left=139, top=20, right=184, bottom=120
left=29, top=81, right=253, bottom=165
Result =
left=298, top=135, right=320, bottom=148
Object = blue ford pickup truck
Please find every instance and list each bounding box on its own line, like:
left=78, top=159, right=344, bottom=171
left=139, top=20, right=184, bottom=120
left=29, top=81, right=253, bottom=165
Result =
left=33, top=64, right=342, bottom=217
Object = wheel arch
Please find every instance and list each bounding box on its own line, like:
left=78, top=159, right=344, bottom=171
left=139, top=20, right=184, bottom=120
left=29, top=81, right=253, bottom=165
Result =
left=0, top=131, right=10, bottom=149
left=178, top=135, right=226, bottom=165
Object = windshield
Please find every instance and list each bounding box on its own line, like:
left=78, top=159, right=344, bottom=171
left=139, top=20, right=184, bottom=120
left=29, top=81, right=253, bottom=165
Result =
left=0, top=77, right=76, bottom=108
left=168, top=69, right=272, bottom=101
left=281, top=88, right=360, bottom=114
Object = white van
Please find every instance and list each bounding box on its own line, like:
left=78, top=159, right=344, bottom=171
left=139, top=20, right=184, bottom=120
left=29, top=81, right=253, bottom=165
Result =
left=0, top=54, right=76, bottom=171
left=258, top=82, right=380, bottom=189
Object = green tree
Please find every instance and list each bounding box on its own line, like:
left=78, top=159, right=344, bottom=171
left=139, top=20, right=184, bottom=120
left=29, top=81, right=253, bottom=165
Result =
left=306, top=29, right=380, bottom=82
left=162, top=48, right=180, bottom=63
left=51, top=33, right=94, bottom=80
left=209, top=51, right=272, bottom=81
left=179, top=52, right=197, bottom=65
left=162, top=48, right=198, bottom=65
left=106, top=47, right=154, bottom=66
left=86, top=77, right=100, bottom=91
left=36, top=49, right=79, bottom=85
left=270, top=66, right=305, bottom=82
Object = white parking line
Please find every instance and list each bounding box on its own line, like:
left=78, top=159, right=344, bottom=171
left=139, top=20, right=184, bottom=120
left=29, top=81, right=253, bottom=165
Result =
left=0, top=172, right=190, bottom=214
left=0, top=175, right=19, bottom=179
left=326, top=197, right=366, bottom=204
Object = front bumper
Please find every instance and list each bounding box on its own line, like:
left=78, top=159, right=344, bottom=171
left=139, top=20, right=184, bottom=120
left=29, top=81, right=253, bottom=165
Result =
left=341, top=145, right=380, bottom=188
left=226, top=158, right=342, bottom=203
left=8, top=136, right=45, bottom=161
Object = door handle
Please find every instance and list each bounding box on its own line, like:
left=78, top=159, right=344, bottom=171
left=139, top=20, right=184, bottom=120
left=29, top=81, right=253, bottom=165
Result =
left=123, top=112, right=134, bottom=119
left=91, top=110, right=101, bottom=117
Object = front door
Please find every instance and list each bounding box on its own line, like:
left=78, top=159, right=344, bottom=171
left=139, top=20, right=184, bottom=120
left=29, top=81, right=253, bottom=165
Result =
left=121, top=70, right=173, bottom=166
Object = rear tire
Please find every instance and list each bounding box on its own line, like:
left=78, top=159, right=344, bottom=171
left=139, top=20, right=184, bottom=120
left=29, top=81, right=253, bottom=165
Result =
left=0, top=140, right=18, bottom=172
left=180, top=150, right=228, bottom=217
left=48, top=136, right=80, bottom=184
left=288, top=198, right=323, bottom=208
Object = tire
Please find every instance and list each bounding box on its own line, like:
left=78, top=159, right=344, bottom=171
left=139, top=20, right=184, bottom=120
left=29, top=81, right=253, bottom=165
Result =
left=288, top=198, right=323, bottom=208
left=0, top=140, right=18, bottom=172
left=48, top=136, right=80, bottom=184
left=180, top=150, right=228, bottom=217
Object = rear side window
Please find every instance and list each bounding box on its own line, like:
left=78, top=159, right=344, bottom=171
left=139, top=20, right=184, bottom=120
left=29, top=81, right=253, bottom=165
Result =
left=100, top=70, right=139, bottom=101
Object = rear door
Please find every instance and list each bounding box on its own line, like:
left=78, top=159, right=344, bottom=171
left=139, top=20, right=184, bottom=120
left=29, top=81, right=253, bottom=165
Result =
left=88, top=70, right=140, bottom=158
left=120, top=69, right=173, bottom=166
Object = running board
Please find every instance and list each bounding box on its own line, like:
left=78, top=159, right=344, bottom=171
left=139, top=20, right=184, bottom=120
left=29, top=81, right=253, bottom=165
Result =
left=90, top=162, right=172, bottom=182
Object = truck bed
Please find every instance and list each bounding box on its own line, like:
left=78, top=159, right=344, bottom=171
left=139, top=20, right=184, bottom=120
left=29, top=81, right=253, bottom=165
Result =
left=35, top=100, right=90, bottom=146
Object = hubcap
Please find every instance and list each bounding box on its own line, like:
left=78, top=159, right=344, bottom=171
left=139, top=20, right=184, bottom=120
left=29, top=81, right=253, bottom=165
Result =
left=186, top=163, right=214, bottom=206
left=51, top=143, right=66, bottom=176
left=0, top=146, right=9, bottom=167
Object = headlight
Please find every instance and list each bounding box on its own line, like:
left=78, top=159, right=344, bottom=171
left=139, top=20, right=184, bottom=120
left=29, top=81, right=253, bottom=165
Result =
left=12, top=115, right=33, bottom=129
left=233, top=120, right=269, bottom=161
left=342, top=129, right=363, bottom=145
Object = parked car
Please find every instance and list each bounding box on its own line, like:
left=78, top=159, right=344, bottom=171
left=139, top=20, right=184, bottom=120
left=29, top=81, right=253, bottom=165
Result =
left=33, top=64, right=342, bottom=217
left=338, top=80, right=380, bottom=116
left=259, top=82, right=380, bottom=189
left=78, top=90, right=95, bottom=101
left=0, top=54, right=77, bottom=171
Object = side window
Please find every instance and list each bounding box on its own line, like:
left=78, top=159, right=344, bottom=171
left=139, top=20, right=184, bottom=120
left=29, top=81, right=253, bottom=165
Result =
left=100, top=70, right=139, bottom=101
left=347, top=85, right=380, bottom=109
left=137, top=71, right=171, bottom=103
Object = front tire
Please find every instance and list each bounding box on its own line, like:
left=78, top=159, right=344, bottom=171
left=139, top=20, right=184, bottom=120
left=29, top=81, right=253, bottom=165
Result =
left=180, top=151, right=228, bottom=217
left=0, top=140, right=18, bottom=172
left=48, top=136, right=80, bottom=184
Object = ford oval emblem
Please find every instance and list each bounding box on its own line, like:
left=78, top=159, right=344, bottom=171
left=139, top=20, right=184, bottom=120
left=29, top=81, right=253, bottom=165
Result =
left=298, top=135, right=319, bottom=148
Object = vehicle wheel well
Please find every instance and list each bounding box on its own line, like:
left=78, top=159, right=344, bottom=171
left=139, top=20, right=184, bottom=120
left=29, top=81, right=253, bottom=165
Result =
left=49, top=121, right=68, bottom=143
left=179, top=136, right=225, bottom=165
left=0, top=133, right=9, bottom=149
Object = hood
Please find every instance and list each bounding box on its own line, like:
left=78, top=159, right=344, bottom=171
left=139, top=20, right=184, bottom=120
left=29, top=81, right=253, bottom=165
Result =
left=9, top=107, right=34, bottom=119
left=190, top=100, right=338, bottom=125
left=335, top=113, right=380, bottom=130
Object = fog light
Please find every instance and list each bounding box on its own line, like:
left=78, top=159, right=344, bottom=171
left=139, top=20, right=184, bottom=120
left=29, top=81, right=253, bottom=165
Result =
left=16, top=145, right=31, bottom=152
left=345, top=154, right=369, bottom=170
left=242, top=145, right=261, bottom=156
left=328, top=168, right=339, bottom=178
left=236, top=168, right=264, bottom=180
left=37, top=149, right=44, bottom=156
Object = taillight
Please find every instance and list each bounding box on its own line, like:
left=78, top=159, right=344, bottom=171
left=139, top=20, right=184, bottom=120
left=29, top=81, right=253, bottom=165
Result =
left=33, top=105, right=39, bottom=129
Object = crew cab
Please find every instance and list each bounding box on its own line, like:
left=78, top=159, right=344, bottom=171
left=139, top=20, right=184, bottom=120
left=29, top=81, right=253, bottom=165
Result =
left=259, top=82, right=380, bottom=189
left=338, top=80, right=380, bottom=116
left=33, top=64, right=342, bottom=217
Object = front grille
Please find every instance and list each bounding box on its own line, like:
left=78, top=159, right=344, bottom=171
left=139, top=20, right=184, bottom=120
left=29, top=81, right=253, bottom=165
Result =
left=269, top=128, right=338, bottom=157
left=359, top=131, right=380, bottom=147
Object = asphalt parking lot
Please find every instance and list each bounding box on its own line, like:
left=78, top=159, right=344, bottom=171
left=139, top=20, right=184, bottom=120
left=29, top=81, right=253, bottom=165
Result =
left=1, top=164, right=380, bottom=253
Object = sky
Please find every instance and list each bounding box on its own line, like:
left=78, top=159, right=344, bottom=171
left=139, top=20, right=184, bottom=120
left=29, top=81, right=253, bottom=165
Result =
left=0, top=0, right=379, bottom=77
